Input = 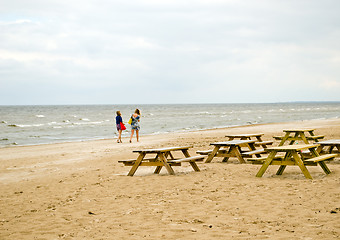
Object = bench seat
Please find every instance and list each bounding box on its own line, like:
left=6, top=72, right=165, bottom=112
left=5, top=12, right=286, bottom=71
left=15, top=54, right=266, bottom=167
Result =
left=254, top=141, right=273, bottom=146
left=196, top=150, right=213, bottom=155
left=241, top=149, right=266, bottom=156
left=119, top=155, right=204, bottom=167
left=168, top=155, right=205, bottom=163
left=247, top=156, right=284, bottom=164
left=307, top=135, right=324, bottom=140
left=303, top=154, right=337, bottom=163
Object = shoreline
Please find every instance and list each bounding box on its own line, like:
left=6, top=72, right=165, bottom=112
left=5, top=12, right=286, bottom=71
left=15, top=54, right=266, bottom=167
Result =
left=2, top=117, right=339, bottom=149
left=1, top=118, right=340, bottom=239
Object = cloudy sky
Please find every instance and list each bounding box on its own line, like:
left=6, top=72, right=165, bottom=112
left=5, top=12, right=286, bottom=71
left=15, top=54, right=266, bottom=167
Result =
left=1, top=0, right=340, bottom=105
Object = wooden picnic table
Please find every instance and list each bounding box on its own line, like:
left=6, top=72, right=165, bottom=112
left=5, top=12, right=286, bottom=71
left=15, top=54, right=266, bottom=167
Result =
left=226, top=133, right=273, bottom=148
left=316, top=139, right=340, bottom=154
left=119, top=146, right=204, bottom=176
left=273, top=128, right=324, bottom=146
left=204, top=140, right=265, bottom=164
left=255, top=144, right=336, bottom=179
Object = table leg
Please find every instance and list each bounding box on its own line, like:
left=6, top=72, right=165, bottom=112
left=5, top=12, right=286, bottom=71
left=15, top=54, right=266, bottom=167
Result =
left=128, top=152, right=146, bottom=176
left=232, top=146, right=246, bottom=164
left=291, top=151, right=312, bottom=179
left=276, top=166, right=286, bottom=175
left=256, top=151, right=277, bottom=177
left=222, top=147, right=232, bottom=162
left=279, top=133, right=291, bottom=146
left=181, top=149, right=200, bottom=171
left=205, top=146, right=220, bottom=163
left=336, top=145, right=340, bottom=152
left=289, top=132, right=299, bottom=145
left=182, top=149, right=190, bottom=158
left=154, top=166, right=162, bottom=174
left=256, top=136, right=267, bottom=148
left=167, top=152, right=175, bottom=159
left=158, top=153, right=175, bottom=175
left=299, top=133, right=309, bottom=144
left=276, top=152, right=290, bottom=175
left=309, top=147, right=331, bottom=174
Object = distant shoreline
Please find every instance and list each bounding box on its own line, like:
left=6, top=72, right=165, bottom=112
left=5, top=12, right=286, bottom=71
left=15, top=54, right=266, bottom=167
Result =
left=1, top=101, right=340, bottom=107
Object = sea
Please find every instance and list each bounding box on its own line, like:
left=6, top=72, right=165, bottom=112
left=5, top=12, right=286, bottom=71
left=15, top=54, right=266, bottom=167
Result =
left=0, top=102, right=339, bottom=148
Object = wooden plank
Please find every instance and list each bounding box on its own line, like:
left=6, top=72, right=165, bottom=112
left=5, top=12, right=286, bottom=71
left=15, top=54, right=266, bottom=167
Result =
left=168, top=156, right=205, bottom=163
left=303, top=154, right=337, bottom=163
left=318, top=139, right=340, bottom=145
left=225, top=133, right=264, bottom=138
left=283, top=128, right=315, bottom=132
left=196, top=150, right=213, bottom=155
left=210, top=140, right=256, bottom=146
left=242, top=149, right=266, bottom=156
left=133, top=146, right=192, bottom=153
left=307, top=135, right=324, bottom=140
left=254, top=141, right=273, bottom=146
left=118, top=157, right=158, bottom=163
left=266, top=144, right=318, bottom=151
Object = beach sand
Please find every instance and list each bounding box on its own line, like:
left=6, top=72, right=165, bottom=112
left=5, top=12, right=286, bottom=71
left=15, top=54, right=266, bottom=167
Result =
left=0, top=119, right=340, bottom=239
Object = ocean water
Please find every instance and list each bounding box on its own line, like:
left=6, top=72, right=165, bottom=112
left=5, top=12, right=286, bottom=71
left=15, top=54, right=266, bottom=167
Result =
left=0, top=102, right=339, bottom=147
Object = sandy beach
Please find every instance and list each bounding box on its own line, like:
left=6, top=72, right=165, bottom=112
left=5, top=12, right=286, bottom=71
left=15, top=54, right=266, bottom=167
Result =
left=0, top=118, right=340, bottom=240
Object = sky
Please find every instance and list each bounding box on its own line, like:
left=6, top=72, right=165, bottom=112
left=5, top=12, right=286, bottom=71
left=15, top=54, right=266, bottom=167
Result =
left=1, top=0, right=340, bottom=105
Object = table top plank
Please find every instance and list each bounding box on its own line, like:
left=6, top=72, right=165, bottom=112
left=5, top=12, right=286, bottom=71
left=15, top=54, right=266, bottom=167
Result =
left=210, top=140, right=256, bottom=146
left=133, top=146, right=192, bottom=153
left=283, top=128, right=315, bottom=132
left=266, top=144, right=319, bottom=152
left=226, top=133, right=264, bottom=138
left=317, top=139, right=340, bottom=145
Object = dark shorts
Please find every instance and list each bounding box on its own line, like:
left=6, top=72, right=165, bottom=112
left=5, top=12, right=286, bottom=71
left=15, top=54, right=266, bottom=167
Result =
left=116, top=123, right=121, bottom=131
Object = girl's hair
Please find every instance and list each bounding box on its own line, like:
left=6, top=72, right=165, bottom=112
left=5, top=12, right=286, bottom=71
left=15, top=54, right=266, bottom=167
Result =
left=116, top=111, right=121, bottom=116
left=135, top=109, right=140, bottom=115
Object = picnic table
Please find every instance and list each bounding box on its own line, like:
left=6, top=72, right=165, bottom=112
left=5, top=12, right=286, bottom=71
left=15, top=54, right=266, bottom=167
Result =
left=316, top=139, right=340, bottom=154
left=226, top=133, right=273, bottom=148
left=119, top=146, right=204, bottom=176
left=198, top=140, right=265, bottom=164
left=273, top=128, right=324, bottom=146
left=255, top=144, right=336, bottom=179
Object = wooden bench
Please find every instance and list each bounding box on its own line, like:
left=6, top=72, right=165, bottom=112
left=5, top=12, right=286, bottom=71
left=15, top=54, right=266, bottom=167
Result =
left=247, top=156, right=284, bottom=164
left=168, top=156, right=205, bottom=172
left=241, top=149, right=266, bottom=156
left=307, top=135, right=324, bottom=140
left=254, top=141, right=273, bottom=146
left=273, top=136, right=283, bottom=140
left=303, top=154, right=337, bottom=163
left=168, top=155, right=205, bottom=163
left=303, top=154, right=337, bottom=174
left=118, top=157, right=159, bottom=166
left=196, top=150, right=213, bottom=155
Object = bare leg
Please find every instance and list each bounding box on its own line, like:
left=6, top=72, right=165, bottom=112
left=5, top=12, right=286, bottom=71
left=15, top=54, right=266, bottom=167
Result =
left=136, top=130, right=139, bottom=142
left=130, top=129, right=134, bottom=143
left=118, top=130, right=122, bottom=143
